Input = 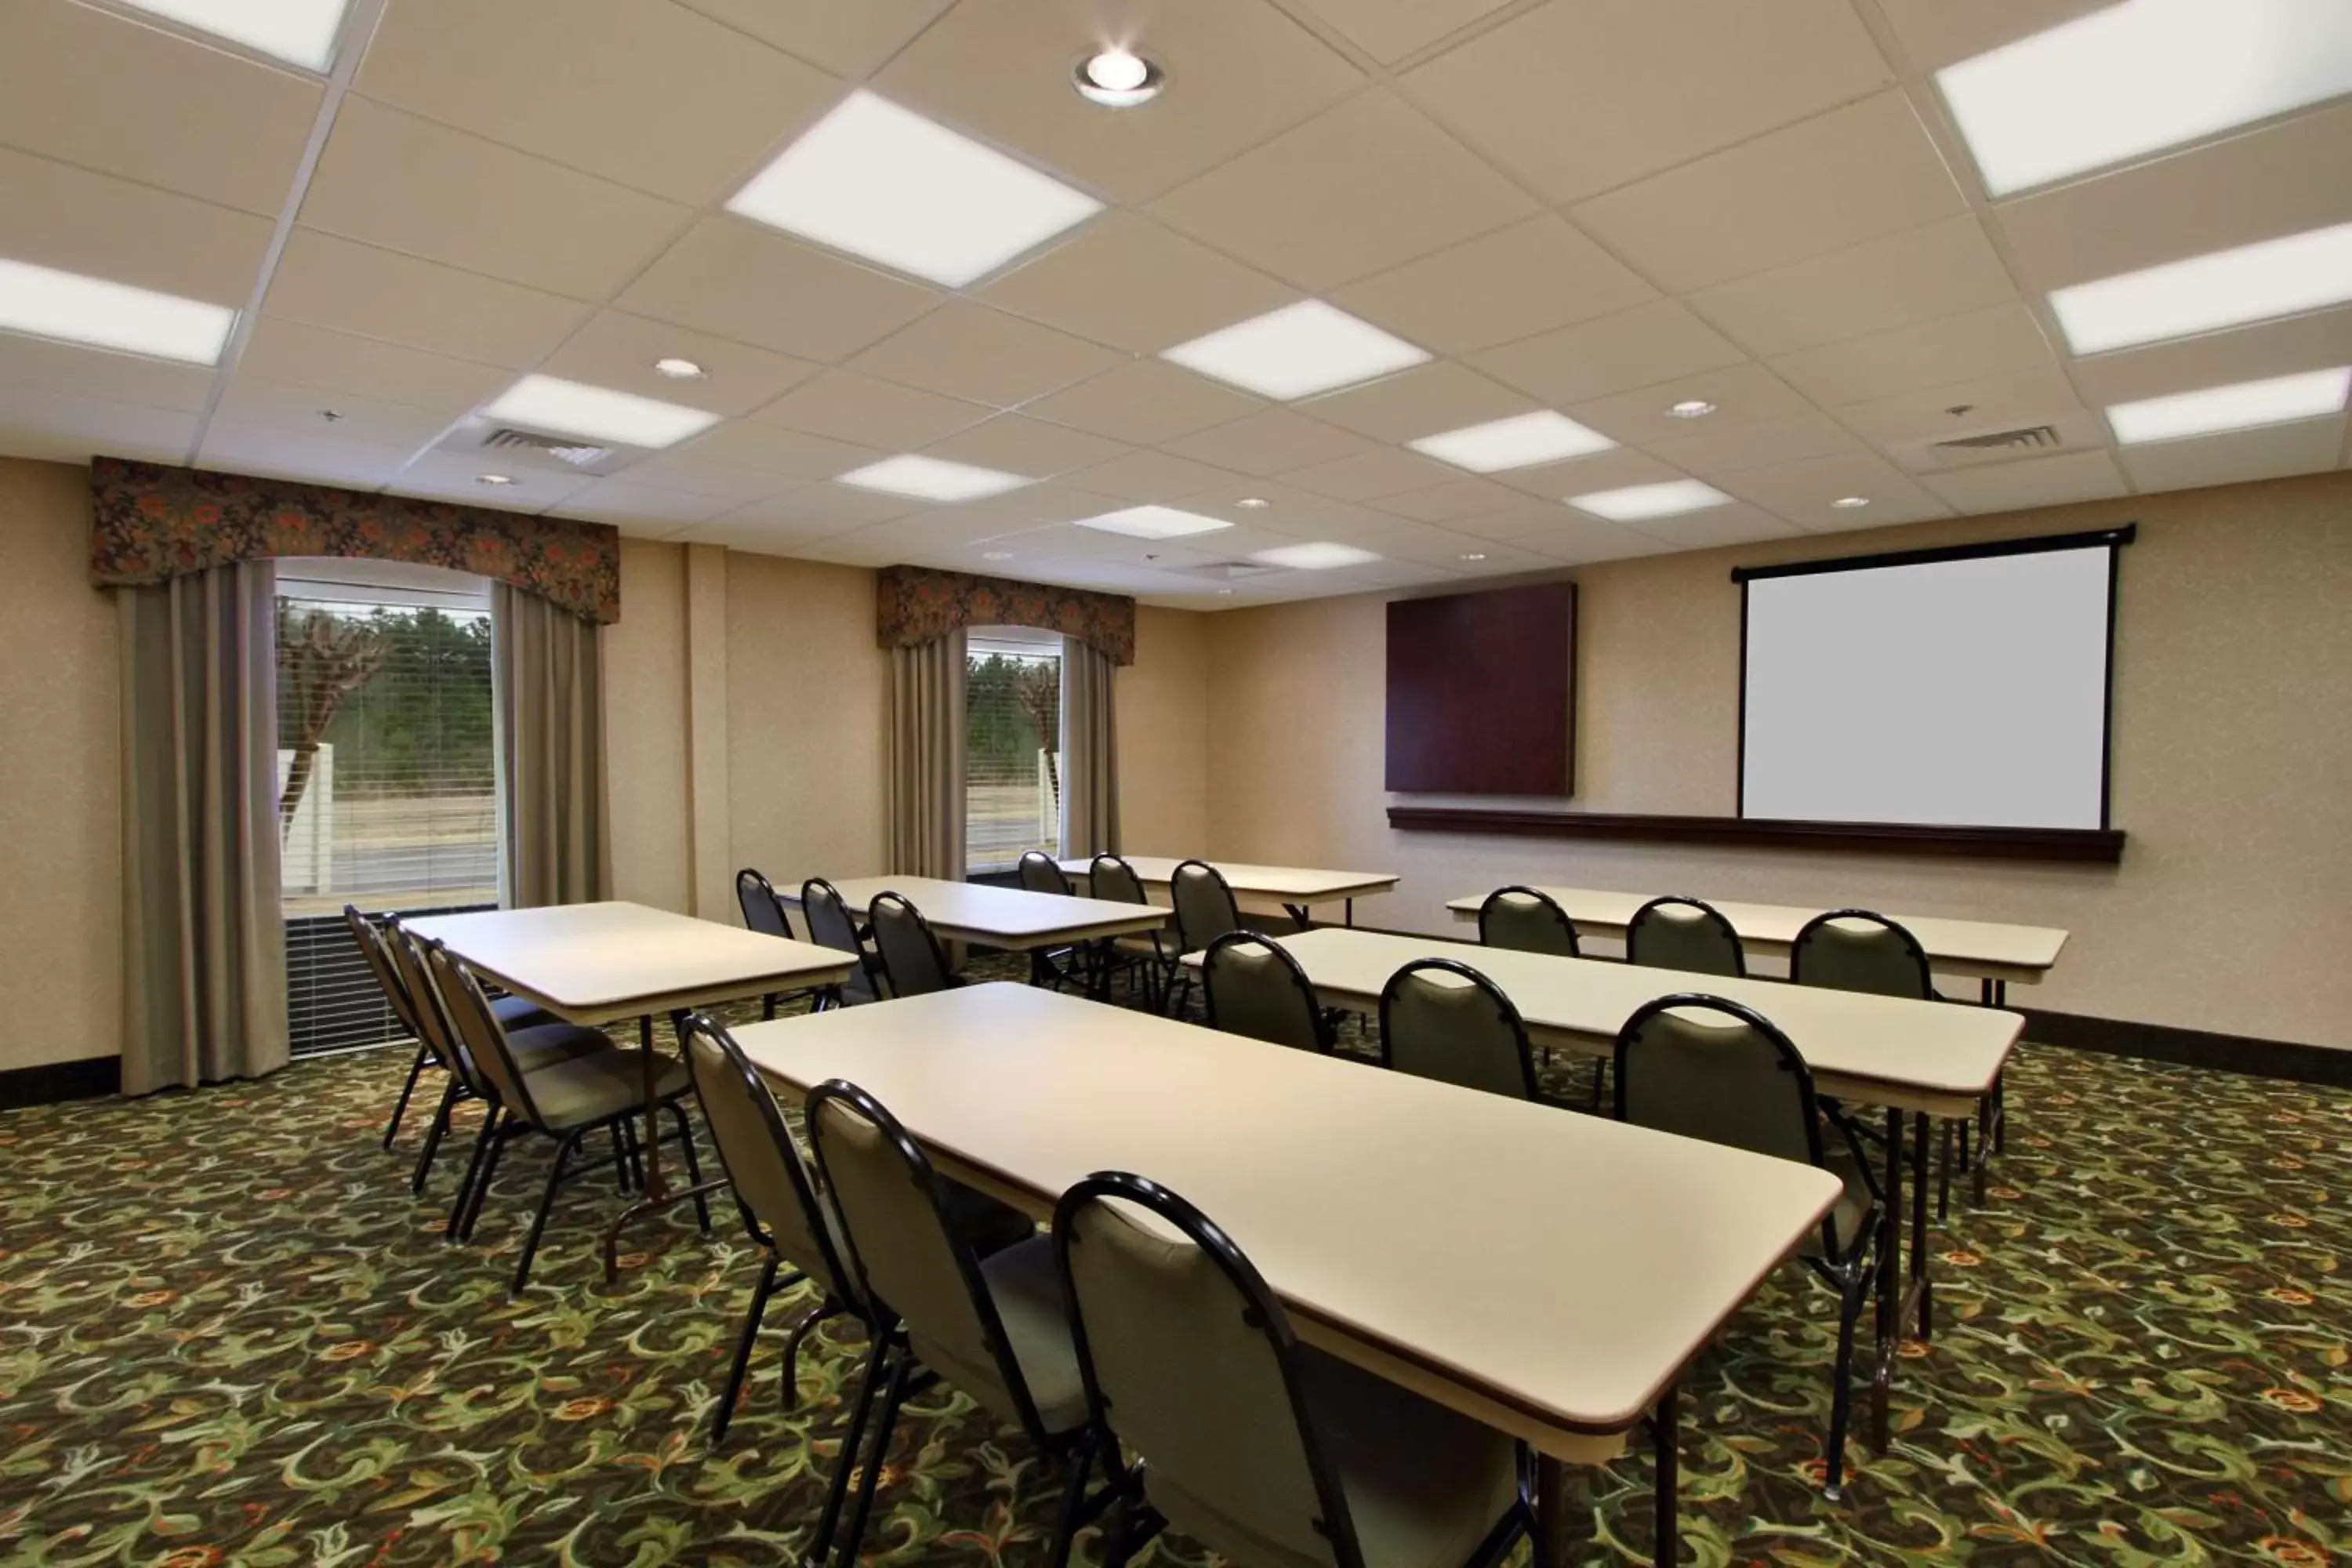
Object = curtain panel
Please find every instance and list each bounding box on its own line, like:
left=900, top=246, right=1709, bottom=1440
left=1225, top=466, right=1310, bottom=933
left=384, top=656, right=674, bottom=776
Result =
left=493, top=584, right=610, bottom=908
left=887, top=630, right=967, bottom=879
left=1061, top=637, right=1120, bottom=861
left=877, top=564, right=1134, bottom=666
left=91, top=458, right=622, bottom=626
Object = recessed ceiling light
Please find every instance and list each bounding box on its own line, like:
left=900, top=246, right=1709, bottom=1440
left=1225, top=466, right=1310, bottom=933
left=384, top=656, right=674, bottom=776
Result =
left=981, top=550, right=1016, bottom=561
left=1074, top=48, right=1164, bottom=107
left=1566, top=480, right=1733, bottom=522
left=653, top=357, right=706, bottom=380
left=1937, top=0, right=2352, bottom=198
left=1831, top=495, right=1871, bottom=509
left=1459, top=552, right=1489, bottom=561
left=0, top=257, right=236, bottom=365
left=2107, top=367, right=2352, bottom=445
left=118, top=0, right=351, bottom=70
left=1408, top=411, right=1616, bottom=472
left=1162, top=300, right=1430, bottom=401
left=727, top=90, right=1102, bottom=289
left=1073, top=505, right=1234, bottom=539
left=475, top=474, right=516, bottom=487
left=2049, top=221, right=2352, bottom=354
left=484, top=374, right=720, bottom=449
left=1253, top=542, right=1382, bottom=570
left=1666, top=400, right=1716, bottom=419
left=837, top=454, right=1033, bottom=501
left=1234, top=496, right=1270, bottom=509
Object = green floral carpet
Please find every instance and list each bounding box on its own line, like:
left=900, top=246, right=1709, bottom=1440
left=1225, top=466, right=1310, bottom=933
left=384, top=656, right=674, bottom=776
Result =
left=2, top=972, right=2346, bottom=1567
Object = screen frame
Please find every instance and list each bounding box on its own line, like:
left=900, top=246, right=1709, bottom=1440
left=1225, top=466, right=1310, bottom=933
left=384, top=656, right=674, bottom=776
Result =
left=1730, top=524, right=2136, bottom=830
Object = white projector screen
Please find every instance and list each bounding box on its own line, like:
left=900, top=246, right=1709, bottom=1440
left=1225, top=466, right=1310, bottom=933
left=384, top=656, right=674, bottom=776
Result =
left=1739, top=539, right=2121, bottom=830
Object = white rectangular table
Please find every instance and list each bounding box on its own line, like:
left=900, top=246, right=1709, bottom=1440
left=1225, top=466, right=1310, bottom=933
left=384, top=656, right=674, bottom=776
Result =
left=734, top=982, right=1838, bottom=1566
left=1059, top=855, right=1398, bottom=927
left=406, top=901, right=855, bottom=1274
left=783, top=875, right=1168, bottom=950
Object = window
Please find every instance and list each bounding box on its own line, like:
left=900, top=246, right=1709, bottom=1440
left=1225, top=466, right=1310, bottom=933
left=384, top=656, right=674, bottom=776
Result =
left=276, top=559, right=499, bottom=1054
left=965, top=628, right=1062, bottom=875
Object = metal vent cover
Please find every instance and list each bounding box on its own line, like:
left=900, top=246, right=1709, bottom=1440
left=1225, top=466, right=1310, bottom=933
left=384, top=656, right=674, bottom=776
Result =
left=481, top=427, right=611, bottom=466
left=1932, top=424, right=2062, bottom=452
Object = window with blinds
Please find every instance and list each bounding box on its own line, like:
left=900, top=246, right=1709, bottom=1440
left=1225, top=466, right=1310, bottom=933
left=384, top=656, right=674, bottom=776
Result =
left=966, top=628, right=1062, bottom=875
left=276, top=559, right=500, bottom=1055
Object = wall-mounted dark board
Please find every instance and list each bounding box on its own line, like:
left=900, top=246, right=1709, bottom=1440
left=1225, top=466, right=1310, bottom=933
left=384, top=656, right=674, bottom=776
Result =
left=1385, top=582, right=1575, bottom=795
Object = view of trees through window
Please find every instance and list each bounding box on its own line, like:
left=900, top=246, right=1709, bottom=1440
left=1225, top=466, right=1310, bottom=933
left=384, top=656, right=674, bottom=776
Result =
left=966, top=636, right=1062, bottom=874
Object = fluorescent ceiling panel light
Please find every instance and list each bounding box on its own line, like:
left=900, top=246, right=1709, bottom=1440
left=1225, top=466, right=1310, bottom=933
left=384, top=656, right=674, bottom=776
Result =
left=484, top=375, right=720, bottom=449
left=1938, top=0, right=2352, bottom=197
left=1073, top=505, right=1233, bottom=539
left=0, top=257, right=236, bottom=365
left=1567, top=479, right=1731, bottom=522
left=1252, top=542, right=1381, bottom=569
left=2107, top=366, right=2351, bottom=444
left=2049, top=222, right=2352, bottom=354
left=837, top=454, right=1031, bottom=500
left=1408, top=411, right=1615, bottom=472
left=118, top=0, right=351, bottom=69
left=1162, top=300, right=1429, bottom=400
left=728, top=90, right=1102, bottom=288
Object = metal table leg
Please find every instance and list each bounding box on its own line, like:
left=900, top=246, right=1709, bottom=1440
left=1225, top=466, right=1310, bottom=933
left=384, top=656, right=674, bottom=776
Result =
left=1869, top=1105, right=1904, bottom=1452
left=1654, top=1377, right=1679, bottom=1563
left=600, top=1009, right=724, bottom=1281
left=1534, top=1456, right=1567, bottom=1568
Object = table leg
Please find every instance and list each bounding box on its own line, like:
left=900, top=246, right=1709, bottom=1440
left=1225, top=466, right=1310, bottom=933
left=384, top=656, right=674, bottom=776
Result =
left=1534, top=1455, right=1567, bottom=1568
left=1345, top=897, right=1355, bottom=927
left=1655, top=1377, right=1679, bottom=1565
left=1911, top=1111, right=1933, bottom=1343
left=599, top=1011, right=724, bottom=1282
left=1283, top=902, right=1312, bottom=930
left=1870, top=1105, right=1904, bottom=1453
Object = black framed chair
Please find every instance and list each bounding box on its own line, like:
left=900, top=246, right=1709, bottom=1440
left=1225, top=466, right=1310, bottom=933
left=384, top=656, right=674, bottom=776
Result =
left=1379, top=958, right=1540, bottom=1102
left=1085, top=853, right=1171, bottom=1009
left=1054, top=1171, right=1534, bottom=1568
left=806, top=1080, right=1109, bottom=1568
left=800, top=877, right=881, bottom=1007
left=1613, top=994, right=1880, bottom=1500
left=1476, top=886, right=1581, bottom=957
left=1017, top=851, right=1087, bottom=991
left=1627, top=895, right=1746, bottom=978
left=1164, top=859, right=1242, bottom=1017
left=1202, top=931, right=1331, bottom=1054
left=867, top=891, right=961, bottom=1000
left=735, top=868, right=837, bottom=1018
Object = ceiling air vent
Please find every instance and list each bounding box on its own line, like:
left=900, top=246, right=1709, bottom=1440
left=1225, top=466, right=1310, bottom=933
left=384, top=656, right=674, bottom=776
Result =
left=482, top=427, right=611, bottom=467
left=1932, top=424, right=2062, bottom=453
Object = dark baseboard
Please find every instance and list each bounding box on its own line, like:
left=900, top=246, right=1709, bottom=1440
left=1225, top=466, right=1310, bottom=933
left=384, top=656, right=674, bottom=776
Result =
left=2019, top=1009, right=2350, bottom=1087
left=0, top=1054, right=122, bottom=1110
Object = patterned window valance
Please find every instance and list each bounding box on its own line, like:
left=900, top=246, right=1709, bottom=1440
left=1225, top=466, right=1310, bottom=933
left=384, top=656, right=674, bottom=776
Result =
left=89, top=458, right=622, bottom=625
left=877, top=564, right=1135, bottom=666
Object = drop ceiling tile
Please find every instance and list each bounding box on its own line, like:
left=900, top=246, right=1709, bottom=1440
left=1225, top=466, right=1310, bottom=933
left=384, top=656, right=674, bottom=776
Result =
left=0, top=336, right=216, bottom=412
left=717, top=481, right=927, bottom=532
left=1472, top=300, right=1748, bottom=407
left=1922, top=450, right=2129, bottom=513
left=673, top=0, right=953, bottom=78
left=1287, top=0, right=1520, bottom=63
left=0, top=0, right=321, bottom=217
left=1505, top=514, right=1670, bottom=564
left=1492, top=445, right=1691, bottom=503
left=1891, top=411, right=2111, bottom=476
left=1712, top=449, right=1952, bottom=530
left=920, top=416, right=1130, bottom=478
left=1875, top=0, right=2112, bottom=71
left=1644, top=409, right=1863, bottom=476
left=874, top=0, right=1364, bottom=205
left=1771, top=303, right=2056, bottom=406
left=673, top=507, right=854, bottom=557
left=1321, top=515, right=1508, bottom=564
left=356, top=0, right=837, bottom=205
left=2067, top=306, right=2352, bottom=409
left=263, top=229, right=591, bottom=369
left=552, top=477, right=746, bottom=532
left=1371, top=475, right=1528, bottom=522
left=1058, top=448, right=1243, bottom=503
left=1625, top=502, right=1802, bottom=551
left=1161, top=409, right=1376, bottom=476
left=1564, top=362, right=1818, bottom=450
left=210, top=375, right=456, bottom=448
left=2117, top=418, right=2348, bottom=495
left=1687, top=216, right=2019, bottom=358
left=1330, top=218, right=1657, bottom=359
left=1166, top=477, right=1388, bottom=530
left=1401, top=0, right=1893, bottom=204
left=1572, top=93, right=1966, bottom=295
left=681, top=420, right=883, bottom=480
left=1296, top=361, right=1533, bottom=444
left=844, top=302, right=1122, bottom=409
left=537, top=311, right=817, bottom=417
left=616, top=217, right=942, bottom=363
left=394, top=452, right=595, bottom=510
left=0, top=143, right=272, bottom=305
left=916, top=483, right=1127, bottom=535
left=300, top=96, right=690, bottom=299
left=0, top=387, right=194, bottom=465
left=619, top=452, right=804, bottom=501
left=1277, top=447, right=1459, bottom=502
left=238, top=318, right=510, bottom=410
left=752, top=368, right=989, bottom=448
left=1025, top=360, right=1261, bottom=445
left=978, top=213, right=1298, bottom=355
left=1150, top=90, right=1537, bottom=291
left=1835, top=365, right=2085, bottom=448
left=197, top=419, right=415, bottom=488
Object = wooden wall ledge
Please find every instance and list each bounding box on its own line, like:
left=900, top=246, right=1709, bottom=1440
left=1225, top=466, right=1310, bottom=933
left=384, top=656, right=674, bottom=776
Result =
left=1386, top=807, right=2126, bottom=864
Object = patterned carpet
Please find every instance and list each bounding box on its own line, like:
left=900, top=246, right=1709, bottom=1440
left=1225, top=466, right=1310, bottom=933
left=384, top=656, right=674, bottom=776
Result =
left=2, top=963, right=2347, bottom=1568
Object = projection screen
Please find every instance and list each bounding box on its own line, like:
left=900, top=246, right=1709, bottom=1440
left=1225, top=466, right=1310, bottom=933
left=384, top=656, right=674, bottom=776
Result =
left=1737, top=532, right=2129, bottom=831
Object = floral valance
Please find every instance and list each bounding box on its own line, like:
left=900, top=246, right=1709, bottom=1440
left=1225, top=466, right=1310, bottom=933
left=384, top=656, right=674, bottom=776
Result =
left=877, top=564, right=1135, bottom=666
left=89, top=458, right=622, bottom=624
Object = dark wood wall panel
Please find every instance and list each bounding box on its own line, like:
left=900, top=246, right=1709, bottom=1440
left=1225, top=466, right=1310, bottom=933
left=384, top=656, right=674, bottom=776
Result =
left=1385, top=583, right=1575, bottom=795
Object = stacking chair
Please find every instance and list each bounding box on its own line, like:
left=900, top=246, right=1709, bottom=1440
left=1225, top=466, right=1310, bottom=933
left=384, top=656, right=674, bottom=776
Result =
left=1379, top=958, right=1540, bottom=1102
left=1201, top=932, right=1332, bottom=1054
left=806, top=1081, right=1108, bottom=1568
left=1163, top=859, right=1242, bottom=1016
left=1475, top=886, right=1581, bottom=957
left=1054, top=1171, right=1534, bottom=1568
left=1086, top=854, right=1171, bottom=1009
left=1626, top=895, right=1746, bottom=977
left=422, top=941, right=711, bottom=1292
left=867, top=891, right=961, bottom=999
left=800, top=877, right=881, bottom=1006
left=735, top=868, right=834, bottom=1018
left=1613, top=994, right=1880, bottom=1500
left=1017, top=850, right=1087, bottom=991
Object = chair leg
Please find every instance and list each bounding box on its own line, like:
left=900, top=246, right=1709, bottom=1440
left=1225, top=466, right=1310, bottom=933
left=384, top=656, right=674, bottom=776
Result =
left=1588, top=1057, right=1607, bottom=1113
left=383, top=1044, right=433, bottom=1150
left=412, top=1076, right=460, bottom=1195
left=622, top=1117, right=647, bottom=1192
left=1937, top=1120, right=1955, bottom=1221
left=778, top=1299, right=840, bottom=1412
left=669, top=1102, right=712, bottom=1234
left=807, top=1330, right=891, bottom=1568
left=1044, top=1427, right=1100, bottom=1568
left=713, top=1254, right=780, bottom=1445
left=459, top=1119, right=515, bottom=1243
left=511, top=1131, right=578, bottom=1294
left=832, top=1345, right=912, bottom=1568
left=610, top=1124, right=633, bottom=1196
left=1102, top=1489, right=1164, bottom=1568
left=446, top=1105, right=500, bottom=1240
left=1822, top=1265, right=1871, bottom=1502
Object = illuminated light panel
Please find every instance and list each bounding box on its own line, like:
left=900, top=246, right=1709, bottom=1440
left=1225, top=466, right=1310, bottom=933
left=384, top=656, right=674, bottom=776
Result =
left=1567, top=479, right=1731, bottom=521
left=836, top=454, right=1032, bottom=500
left=2107, top=367, right=2351, bottom=444
left=484, top=375, right=720, bottom=449
left=118, top=0, right=352, bottom=70
left=0, top=257, right=236, bottom=365
left=2049, top=222, right=2352, bottom=354
left=1162, top=300, right=1429, bottom=401
left=1408, top=411, right=1616, bottom=473
left=1252, top=542, right=1381, bottom=569
left=1073, top=506, right=1232, bottom=539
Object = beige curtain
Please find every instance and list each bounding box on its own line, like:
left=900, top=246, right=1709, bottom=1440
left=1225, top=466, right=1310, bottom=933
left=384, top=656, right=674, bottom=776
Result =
left=493, top=583, right=608, bottom=908
left=887, top=630, right=966, bottom=877
left=118, top=561, right=289, bottom=1095
left=1061, top=635, right=1120, bottom=859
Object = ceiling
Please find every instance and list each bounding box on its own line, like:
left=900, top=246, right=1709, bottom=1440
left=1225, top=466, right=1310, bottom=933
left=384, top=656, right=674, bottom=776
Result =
left=2, top=0, right=2348, bottom=608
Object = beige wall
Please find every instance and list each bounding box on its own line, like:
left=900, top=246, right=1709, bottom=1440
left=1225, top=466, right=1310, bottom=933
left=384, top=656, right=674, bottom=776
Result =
left=0, top=458, right=121, bottom=1071
left=1116, top=604, right=1211, bottom=856
left=1203, top=470, right=2352, bottom=1050
left=601, top=539, right=692, bottom=914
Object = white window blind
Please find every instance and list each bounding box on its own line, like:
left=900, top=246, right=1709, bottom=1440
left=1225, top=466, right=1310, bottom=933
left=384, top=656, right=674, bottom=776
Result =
left=966, top=629, right=1062, bottom=874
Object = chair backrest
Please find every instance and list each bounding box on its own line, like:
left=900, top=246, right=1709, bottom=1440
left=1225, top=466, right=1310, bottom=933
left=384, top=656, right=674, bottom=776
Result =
left=1054, top=1172, right=1367, bottom=1568
left=735, top=868, right=796, bottom=942
left=868, top=891, right=955, bottom=999
left=384, top=920, right=483, bottom=1093
left=1476, top=886, right=1581, bottom=958
left=1626, top=895, right=1745, bottom=977
left=344, top=905, right=425, bottom=1039
left=1378, top=958, right=1537, bottom=1100
left=1789, top=909, right=1933, bottom=1000
left=422, top=941, right=543, bottom=1127
left=680, top=1013, right=858, bottom=1305
left=1170, top=859, right=1242, bottom=953
left=1202, top=933, right=1326, bottom=1053
left=1613, top=994, right=1821, bottom=1170
left=806, top=1080, right=1051, bottom=1442
left=1017, top=851, right=1071, bottom=896
left=800, top=877, right=877, bottom=1004
left=1087, top=853, right=1149, bottom=907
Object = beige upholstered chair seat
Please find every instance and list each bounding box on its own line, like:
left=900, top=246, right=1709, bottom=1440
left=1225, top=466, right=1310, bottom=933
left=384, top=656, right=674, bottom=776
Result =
left=503, top=1022, right=614, bottom=1076
left=924, top=1236, right=1086, bottom=1432
left=521, top=1047, right=691, bottom=1131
